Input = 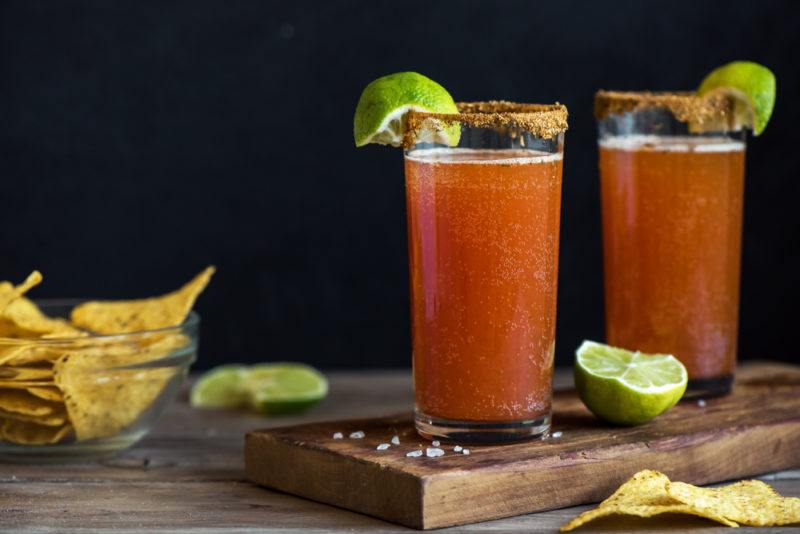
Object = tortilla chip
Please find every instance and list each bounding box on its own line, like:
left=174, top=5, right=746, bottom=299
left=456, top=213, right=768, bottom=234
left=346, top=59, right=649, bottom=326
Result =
left=142, top=333, right=191, bottom=354
left=0, top=271, right=42, bottom=312
left=0, top=407, right=67, bottom=426
left=0, top=418, right=72, bottom=445
left=52, top=334, right=187, bottom=440
left=560, top=470, right=737, bottom=531
left=0, top=380, right=56, bottom=388
left=668, top=480, right=800, bottom=527
left=26, top=386, right=64, bottom=403
left=70, top=266, right=215, bottom=334
left=0, top=268, right=206, bottom=446
left=0, top=340, right=107, bottom=367
left=0, top=344, right=37, bottom=366
left=0, top=366, right=54, bottom=381
left=0, top=297, right=84, bottom=338
left=0, top=389, right=59, bottom=416
left=0, top=346, right=61, bottom=367
left=0, top=320, right=30, bottom=339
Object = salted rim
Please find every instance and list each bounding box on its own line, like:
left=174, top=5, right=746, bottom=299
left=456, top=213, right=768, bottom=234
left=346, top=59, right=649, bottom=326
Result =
left=405, top=101, right=568, bottom=148
left=594, top=90, right=737, bottom=125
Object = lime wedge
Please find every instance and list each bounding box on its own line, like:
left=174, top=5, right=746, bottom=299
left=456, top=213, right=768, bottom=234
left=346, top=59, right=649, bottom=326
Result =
left=190, top=364, right=248, bottom=408
left=574, top=341, right=688, bottom=425
left=243, top=363, right=329, bottom=415
left=353, top=71, right=460, bottom=147
left=698, top=61, right=776, bottom=135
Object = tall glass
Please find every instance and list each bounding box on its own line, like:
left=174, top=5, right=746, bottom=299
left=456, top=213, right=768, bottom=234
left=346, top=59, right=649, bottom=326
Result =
left=596, top=91, right=745, bottom=398
left=404, top=102, right=568, bottom=442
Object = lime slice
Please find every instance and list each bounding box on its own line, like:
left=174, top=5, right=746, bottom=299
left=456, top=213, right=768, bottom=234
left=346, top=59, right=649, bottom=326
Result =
left=242, top=363, right=329, bottom=415
left=574, top=341, right=688, bottom=426
left=190, top=364, right=248, bottom=408
left=698, top=61, right=776, bottom=136
left=353, top=71, right=460, bottom=147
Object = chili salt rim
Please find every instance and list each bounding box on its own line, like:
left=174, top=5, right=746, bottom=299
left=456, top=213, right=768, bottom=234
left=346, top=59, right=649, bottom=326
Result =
left=594, top=90, right=738, bottom=126
left=404, top=101, right=568, bottom=148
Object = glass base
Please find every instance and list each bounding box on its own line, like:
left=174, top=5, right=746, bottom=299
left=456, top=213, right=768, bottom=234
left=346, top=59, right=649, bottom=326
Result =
left=0, top=430, right=145, bottom=463
left=415, top=410, right=551, bottom=444
left=684, top=374, right=733, bottom=400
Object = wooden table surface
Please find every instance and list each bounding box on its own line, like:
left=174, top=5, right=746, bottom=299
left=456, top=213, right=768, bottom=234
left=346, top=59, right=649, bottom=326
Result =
left=2, top=369, right=798, bottom=533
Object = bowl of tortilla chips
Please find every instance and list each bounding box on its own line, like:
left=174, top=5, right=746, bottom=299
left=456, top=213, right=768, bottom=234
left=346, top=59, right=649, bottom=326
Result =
left=0, top=266, right=214, bottom=460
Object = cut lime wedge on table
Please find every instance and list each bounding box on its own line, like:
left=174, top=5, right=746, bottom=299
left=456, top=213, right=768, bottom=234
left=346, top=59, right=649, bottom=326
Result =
left=574, top=341, right=688, bottom=426
left=191, top=363, right=328, bottom=415
left=698, top=61, right=776, bottom=135
left=243, top=363, right=328, bottom=415
left=190, top=364, right=248, bottom=408
left=353, top=71, right=460, bottom=147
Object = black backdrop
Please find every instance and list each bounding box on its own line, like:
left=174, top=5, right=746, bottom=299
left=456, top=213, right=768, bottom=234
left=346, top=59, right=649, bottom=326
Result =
left=1, top=0, right=798, bottom=370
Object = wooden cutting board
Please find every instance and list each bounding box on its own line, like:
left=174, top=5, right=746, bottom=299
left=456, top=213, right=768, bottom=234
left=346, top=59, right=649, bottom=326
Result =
left=245, top=362, right=800, bottom=529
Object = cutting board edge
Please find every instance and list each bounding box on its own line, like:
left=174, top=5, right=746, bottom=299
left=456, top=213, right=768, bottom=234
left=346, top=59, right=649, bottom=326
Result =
left=417, top=418, right=800, bottom=529
left=243, top=363, right=800, bottom=530
left=245, top=417, right=800, bottom=530
left=245, top=430, right=427, bottom=528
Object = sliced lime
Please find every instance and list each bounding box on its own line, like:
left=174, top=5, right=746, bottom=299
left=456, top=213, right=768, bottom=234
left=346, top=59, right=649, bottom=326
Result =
left=574, top=341, right=688, bottom=426
left=243, top=363, right=328, bottom=415
left=698, top=61, right=776, bottom=135
left=190, top=364, right=248, bottom=408
left=353, top=71, right=460, bottom=147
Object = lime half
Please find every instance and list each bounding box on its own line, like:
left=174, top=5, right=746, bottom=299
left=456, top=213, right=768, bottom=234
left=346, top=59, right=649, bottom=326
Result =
left=190, top=364, right=248, bottom=408
left=574, top=341, right=688, bottom=426
left=243, top=363, right=329, bottom=415
left=698, top=61, right=776, bottom=136
left=353, top=71, right=460, bottom=147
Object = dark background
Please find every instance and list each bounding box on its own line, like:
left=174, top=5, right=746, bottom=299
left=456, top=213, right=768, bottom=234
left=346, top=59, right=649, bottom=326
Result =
left=1, top=1, right=797, bottom=370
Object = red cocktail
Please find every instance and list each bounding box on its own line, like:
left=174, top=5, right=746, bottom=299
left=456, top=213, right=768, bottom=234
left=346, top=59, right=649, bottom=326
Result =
left=596, top=91, right=745, bottom=397
left=405, top=103, right=568, bottom=441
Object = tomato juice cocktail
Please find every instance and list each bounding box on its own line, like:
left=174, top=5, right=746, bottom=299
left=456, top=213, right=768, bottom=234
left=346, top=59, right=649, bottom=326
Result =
left=596, top=91, right=746, bottom=397
left=404, top=102, right=568, bottom=441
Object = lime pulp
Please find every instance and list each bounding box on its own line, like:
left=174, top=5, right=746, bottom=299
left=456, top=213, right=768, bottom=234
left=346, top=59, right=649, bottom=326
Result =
left=574, top=341, right=688, bottom=425
left=353, top=71, right=460, bottom=147
left=698, top=61, right=776, bottom=136
left=190, top=364, right=248, bottom=408
left=243, top=363, right=329, bottom=415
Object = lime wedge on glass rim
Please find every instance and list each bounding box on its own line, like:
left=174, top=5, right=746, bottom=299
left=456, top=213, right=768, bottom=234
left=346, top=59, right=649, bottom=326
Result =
left=574, top=341, right=688, bottom=426
left=353, top=71, right=460, bottom=147
left=243, top=363, right=329, bottom=415
left=698, top=61, right=776, bottom=136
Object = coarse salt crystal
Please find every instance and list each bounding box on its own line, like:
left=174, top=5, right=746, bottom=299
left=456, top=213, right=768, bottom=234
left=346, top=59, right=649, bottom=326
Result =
left=349, top=431, right=365, bottom=439
left=431, top=440, right=440, bottom=447
left=697, top=399, right=707, bottom=407
left=406, top=450, right=423, bottom=458
left=426, top=447, right=445, bottom=458
left=376, top=443, right=391, bottom=451
left=332, top=432, right=343, bottom=439
left=552, top=431, right=563, bottom=438
left=391, top=435, right=400, bottom=445
left=453, top=445, right=463, bottom=452
left=462, top=449, right=470, bottom=455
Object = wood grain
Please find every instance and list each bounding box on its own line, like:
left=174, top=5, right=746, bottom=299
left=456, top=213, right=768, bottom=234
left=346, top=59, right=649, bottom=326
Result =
left=1, top=367, right=798, bottom=533
left=245, top=363, right=800, bottom=529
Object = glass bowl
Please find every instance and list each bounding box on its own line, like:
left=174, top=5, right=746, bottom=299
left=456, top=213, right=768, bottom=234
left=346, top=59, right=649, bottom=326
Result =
left=0, top=300, right=198, bottom=462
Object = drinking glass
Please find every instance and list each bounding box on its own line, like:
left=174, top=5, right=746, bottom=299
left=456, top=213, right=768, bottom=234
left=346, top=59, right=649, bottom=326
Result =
left=596, top=91, right=745, bottom=398
left=405, top=102, right=568, bottom=441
